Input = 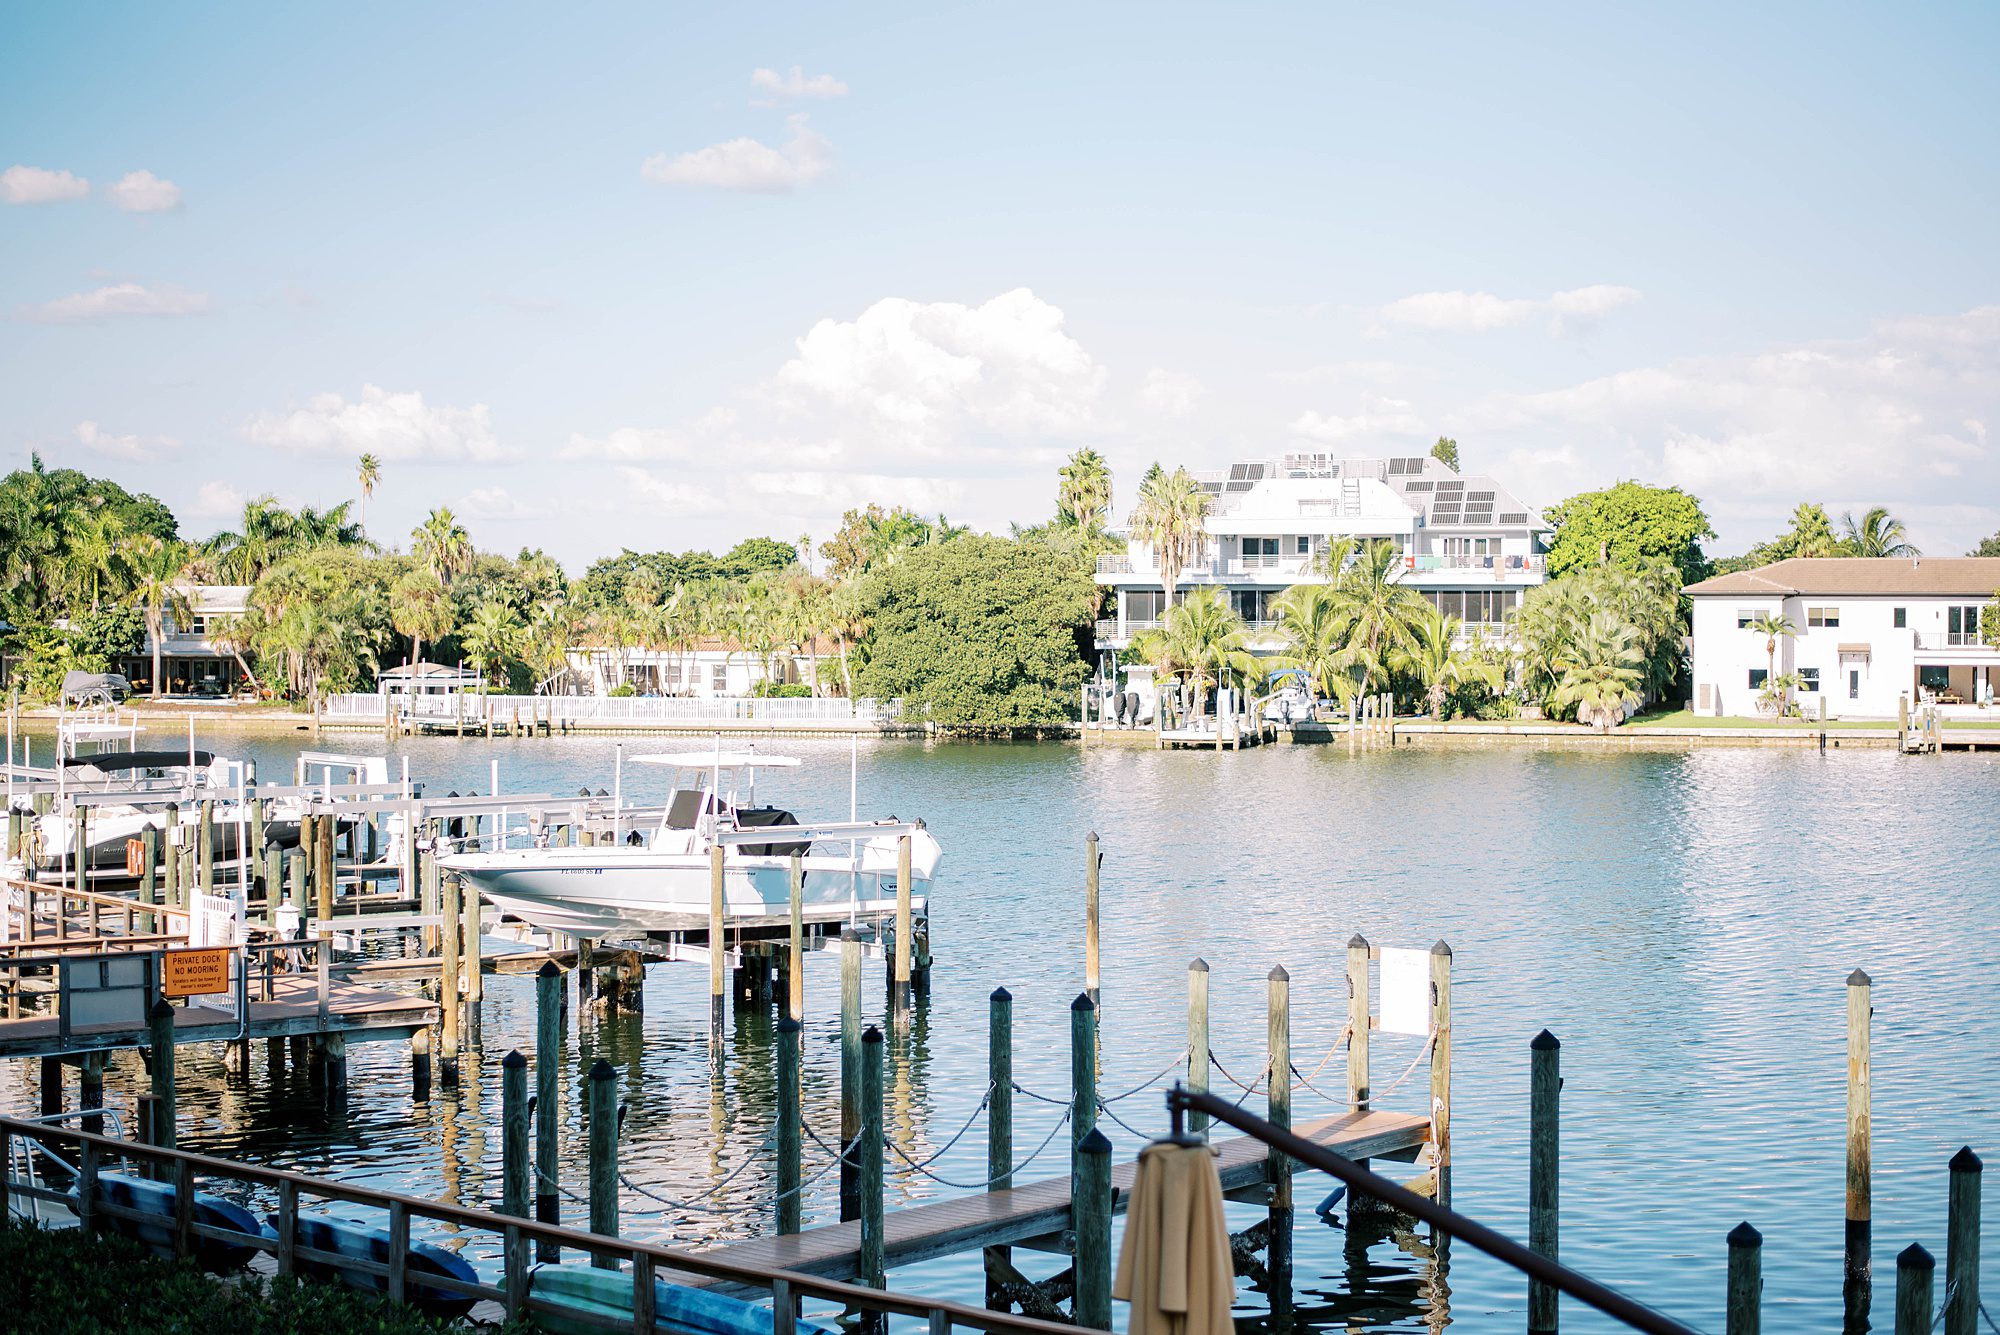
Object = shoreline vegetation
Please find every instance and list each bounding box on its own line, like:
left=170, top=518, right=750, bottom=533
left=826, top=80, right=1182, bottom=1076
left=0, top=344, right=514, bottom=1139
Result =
left=2, top=450, right=1997, bottom=737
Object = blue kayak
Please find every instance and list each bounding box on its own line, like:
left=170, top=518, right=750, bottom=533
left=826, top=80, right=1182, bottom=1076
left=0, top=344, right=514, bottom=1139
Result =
left=91, top=1171, right=272, bottom=1272
left=529, top=1262, right=839, bottom=1335
left=272, top=1211, right=482, bottom=1318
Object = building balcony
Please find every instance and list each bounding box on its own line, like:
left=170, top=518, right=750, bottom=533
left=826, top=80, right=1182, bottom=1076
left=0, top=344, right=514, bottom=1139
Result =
left=1914, top=632, right=1996, bottom=654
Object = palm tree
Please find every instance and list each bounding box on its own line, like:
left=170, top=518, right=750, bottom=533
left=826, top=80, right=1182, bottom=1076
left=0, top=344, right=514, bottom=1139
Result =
left=205, top=610, right=263, bottom=694
left=1057, top=448, right=1113, bottom=531
left=1129, top=588, right=1262, bottom=723
left=1841, top=507, right=1919, bottom=559
left=1129, top=466, right=1211, bottom=607
left=356, top=454, right=381, bottom=531
left=1394, top=606, right=1506, bottom=719
left=1747, top=612, right=1795, bottom=699
left=412, top=507, right=474, bottom=588
left=124, top=536, right=193, bottom=698
left=460, top=601, right=519, bottom=691
left=1268, top=583, right=1355, bottom=710
left=1328, top=539, right=1426, bottom=698
left=390, top=570, right=455, bottom=668
left=1553, top=614, right=1645, bottom=729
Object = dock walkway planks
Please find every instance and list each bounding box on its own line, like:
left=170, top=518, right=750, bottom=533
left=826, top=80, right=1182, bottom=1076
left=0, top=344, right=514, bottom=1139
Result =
left=690, top=1108, right=1429, bottom=1288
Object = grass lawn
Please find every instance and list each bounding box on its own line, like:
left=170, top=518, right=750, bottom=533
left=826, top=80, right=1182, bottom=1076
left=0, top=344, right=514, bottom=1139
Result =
left=1628, top=709, right=2000, bottom=730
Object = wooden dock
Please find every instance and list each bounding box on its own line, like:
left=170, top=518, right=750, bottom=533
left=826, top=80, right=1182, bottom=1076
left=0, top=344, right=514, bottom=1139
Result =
left=694, top=1107, right=1430, bottom=1290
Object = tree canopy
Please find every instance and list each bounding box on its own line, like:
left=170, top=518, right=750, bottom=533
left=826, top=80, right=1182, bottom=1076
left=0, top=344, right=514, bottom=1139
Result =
left=1542, top=481, right=1715, bottom=586
left=1429, top=436, right=1459, bottom=472
left=853, top=534, right=1095, bottom=732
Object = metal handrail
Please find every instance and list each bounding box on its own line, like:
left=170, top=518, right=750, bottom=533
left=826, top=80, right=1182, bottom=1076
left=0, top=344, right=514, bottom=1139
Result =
left=0, top=1116, right=1100, bottom=1335
left=1167, top=1088, right=1702, bottom=1335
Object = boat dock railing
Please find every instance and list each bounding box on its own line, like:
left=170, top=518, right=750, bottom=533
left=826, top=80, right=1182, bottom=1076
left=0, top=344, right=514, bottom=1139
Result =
left=0, top=1115, right=1098, bottom=1335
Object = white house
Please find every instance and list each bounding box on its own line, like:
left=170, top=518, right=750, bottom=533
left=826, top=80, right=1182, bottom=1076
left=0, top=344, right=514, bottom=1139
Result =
left=119, top=584, right=253, bottom=695
left=1095, top=452, right=1548, bottom=651
left=378, top=661, right=484, bottom=701
left=566, top=636, right=840, bottom=699
left=1686, top=557, right=2000, bottom=719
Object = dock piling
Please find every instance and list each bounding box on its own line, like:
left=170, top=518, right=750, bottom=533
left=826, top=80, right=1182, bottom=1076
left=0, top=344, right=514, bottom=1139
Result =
left=1430, top=940, right=1453, bottom=1207
left=1726, top=1222, right=1762, bottom=1335
left=709, top=845, right=726, bottom=1040
left=1346, top=935, right=1371, bottom=1111
left=78, top=1051, right=105, bottom=1136
left=148, top=997, right=176, bottom=1150
left=587, top=1058, right=619, bottom=1267
left=535, top=961, right=562, bottom=1258
left=411, top=1028, right=432, bottom=1101
left=1187, top=958, right=1210, bottom=1134
left=892, top=835, right=913, bottom=1025
left=1945, top=1147, right=1981, bottom=1335
left=1267, top=965, right=1293, bottom=1322
left=502, top=1050, right=529, bottom=1218
left=1529, top=1030, right=1561, bottom=1334
left=1071, top=992, right=1097, bottom=1190
left=777, top=1017, right=802, bottom=1235
left=440, top=870, right=461, bottom=1088
left=840, top=928, right=861, bottom=1222
left=1074, top=1127, right=1113, bottom=1331
left=1894, top=1244, right=1934, bottom=1335
left=859, top=1025, right=886, bottom=1316
left=461, top=873, right=483, bottom=1017
left=1084, top=832, right=1101, bottom=1008
left=788, top=852, right=805, bottom=1022
left=986, top=986, right=1014, bottom=1308
left=1846, top=967, right=1873, bottom=1319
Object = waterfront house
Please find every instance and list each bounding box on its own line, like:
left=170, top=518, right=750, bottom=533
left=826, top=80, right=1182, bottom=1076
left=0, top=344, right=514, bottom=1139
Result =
left=377, top=661, right=483, bottom=702
left=1685, top=557, right=2000, bottom=719
left=119, top=584, right=252, bottom=696
left=565, top=636, right=838, bottom=698
left=1094, top=453, right=1549, bottom=653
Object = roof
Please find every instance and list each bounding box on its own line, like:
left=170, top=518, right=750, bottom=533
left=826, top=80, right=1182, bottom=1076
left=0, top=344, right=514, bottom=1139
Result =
left=379, top=662, right=482, bottom=679
left=1686, top=557, right=2000, bottom=598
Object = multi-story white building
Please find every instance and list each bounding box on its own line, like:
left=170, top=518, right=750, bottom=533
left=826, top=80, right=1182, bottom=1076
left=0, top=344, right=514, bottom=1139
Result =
left=1095, top=452, right=1549, bottom=651
left=118, top=584, right=253, bottom=695
left=1685, top=557, right=2000, bottom=719
left=566, top=637, right=839, bottom=698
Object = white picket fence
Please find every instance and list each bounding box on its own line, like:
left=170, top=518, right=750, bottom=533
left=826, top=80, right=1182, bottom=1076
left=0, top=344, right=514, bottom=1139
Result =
left=321, top=692, right=903, bottom=726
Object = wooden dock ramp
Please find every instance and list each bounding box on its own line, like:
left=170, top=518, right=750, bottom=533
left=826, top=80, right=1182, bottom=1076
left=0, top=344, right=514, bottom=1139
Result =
left=693, top=1107, right=1429, bottom=1288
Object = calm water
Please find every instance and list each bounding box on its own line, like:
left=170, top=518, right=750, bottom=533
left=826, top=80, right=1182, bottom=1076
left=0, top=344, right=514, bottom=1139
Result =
left=7, top=732, right=1998, bottom=1332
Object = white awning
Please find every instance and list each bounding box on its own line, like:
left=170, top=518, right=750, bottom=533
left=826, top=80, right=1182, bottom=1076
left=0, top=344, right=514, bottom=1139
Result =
left=1837, top=643, right=1872, bottom=658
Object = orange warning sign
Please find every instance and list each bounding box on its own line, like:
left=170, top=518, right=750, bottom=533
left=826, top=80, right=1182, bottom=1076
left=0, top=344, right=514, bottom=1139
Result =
left=163, top=947, right=231, bottom=999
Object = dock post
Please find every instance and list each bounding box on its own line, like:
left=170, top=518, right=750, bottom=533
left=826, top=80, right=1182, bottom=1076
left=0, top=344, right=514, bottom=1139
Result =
left=985, top=986, right=1014, bottom=1308
left=1895, top=1244, right=1934, bottom=1335
left=1945, top=1147, right=1981, bottom=1335
left=577, top=937, right=596, bottom=1008
left=288, top=844, right=305, bottom=920
left=788, top=852, right=805, bottom=1023
left=840, top=929, right=861, bottom=1222
left=1529, top=1030, right=1561, bottom=1335
left=1846, top=968, right=1873, bottom=1318
left=138, top=827, right=158, bottom=927
left=322, top=1032, right=348, bottom=1106
left=587, top=1058, right=619, bottom=1266
left=38, top=1056, right=61, bottom=1118
left=1347, top=935, right=1371, bottom=1109
left=1084, top=831, right=1101, bottom=1008
left=78, top=1051, right=106, bottom=1135
left=1075, top=1127, right=1113, bottom=1331
left=776, top=1017, right=802, bottom=1235
left=1071, top=992, right=1097, bottom=1183
left=262, top=843, right=282, bottom=929
left=147, top=997, right=177, bottom=1149
left=460, top=872, right=483, bottom=1017
left=1430, top=940, right=1452, bottom=1207
left=411, top=1028, right=432, bottom=1102
left=709, top=845, right=726, bottom=1041
left=420, top=828, right=440, bottom=957
left=440, top=869, right=461, bottom=1088
left=1727, top=1222, right=1762, bottom=1335
left=535, top=961, right=562, bottom=1259
left=161, top=805, right=179, bottom=909
left=1188, top=958, right=1210, bottom=1134
left=502, top=1050, right=530, bottom=1218
left=892, top=834, right=913, bottom=1025
left=1268, top=965, right=1293, bottom=1325
left=197, top=800, right=215, bottom=900
left=859, top=1026, right=886, bottom=1314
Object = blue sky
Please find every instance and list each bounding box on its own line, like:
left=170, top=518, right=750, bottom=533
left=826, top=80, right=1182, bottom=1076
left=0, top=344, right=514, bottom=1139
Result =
left=5, top=2, right=1997, bottom=565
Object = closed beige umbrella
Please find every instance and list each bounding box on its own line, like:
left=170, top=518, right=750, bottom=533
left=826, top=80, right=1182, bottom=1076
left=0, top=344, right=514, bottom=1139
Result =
left=1113, top=1141, right=1235, bottom=1335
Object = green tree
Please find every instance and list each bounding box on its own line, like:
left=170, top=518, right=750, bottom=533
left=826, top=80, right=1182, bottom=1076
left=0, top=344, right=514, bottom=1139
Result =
left=853, top=535, right=1095, bottom=732
left=1129, top=588, right=1262, bottom=720
left=1840, top=506, right=1918, bottom=558
left=412, top=507, right=474, bottom=587
left=356, top=453, right=381, bottom=531
left=390, top=570, right=455, bottom=668
left=720, top=536, right=799, bottom=577
left=1327, top=538, right=1426, bottom=699
left=1128, top=466, right=1211, bottom=607
left=1542, top=481, right=1715, bottom=587
left=1430, top=436, right=1460, bottom=473
left=1774, top=502, right=1839, bottom=559
left=460, top=601, right=520, bottom=689
left=1971, top=531, right=2000, bottom=558
left=1057, top=448, right=1113, bottom=530
left=1747, top=611, right=1795, bottom=702
left=205, top=496, right=365, bottom=583
left=1553, top=615, right=1646, bottom=729
left=1269, top=583, right=1355, bottom=707
left=1982, top=593, right=2000, bottom=650
left=1393, top=605, right=1505, bottom=719
left=125, top=536, right=194, bottom=698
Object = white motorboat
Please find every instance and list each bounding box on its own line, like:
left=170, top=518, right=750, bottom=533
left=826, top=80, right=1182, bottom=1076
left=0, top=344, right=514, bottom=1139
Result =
left=440, top=750, right=941, bottom=939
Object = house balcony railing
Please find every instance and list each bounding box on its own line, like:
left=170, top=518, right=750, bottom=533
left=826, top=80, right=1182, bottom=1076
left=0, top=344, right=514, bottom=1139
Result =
left=1914, top=631, right=1994, bottom=651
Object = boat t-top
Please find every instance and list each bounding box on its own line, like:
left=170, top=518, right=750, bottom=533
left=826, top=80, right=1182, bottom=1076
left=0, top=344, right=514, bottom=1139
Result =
left=440, top=748, right=942, bottom=940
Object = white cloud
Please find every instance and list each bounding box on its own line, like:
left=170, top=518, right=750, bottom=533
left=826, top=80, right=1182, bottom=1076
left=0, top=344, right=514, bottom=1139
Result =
left=22, top=282, right=210, bottom=323
left=243, top=384, right=513, bottom=462
left=1374, top=284, right=1642, bottom=335
left=1466, top=305, right=2000, bottom=550
left=1136, top=367, right=1206, bottom=418
left=458, top=486, right=549, bottom=521
left=750, top=66, right=848, bottom=104
left=559, top=426, right=694, bottom=463
left=774, top=288, right=1105, bottom=457
left=1290, top=396, right=1430, bottom=442
left=105, top=170, right=182, bottom=213
left=74, top=420, right=179, bottom=463
left=187, top=480, right=247, bottom=522
left=1, top=165, right=89, bottom=204
left=642, top=115, right=831, bottom=192
left=615, top=467, right=723, bottom=513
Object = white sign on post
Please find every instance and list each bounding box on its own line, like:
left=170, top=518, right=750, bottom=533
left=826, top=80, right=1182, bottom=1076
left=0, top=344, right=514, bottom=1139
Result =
left=1378, top=947, right=1431, bottom=1037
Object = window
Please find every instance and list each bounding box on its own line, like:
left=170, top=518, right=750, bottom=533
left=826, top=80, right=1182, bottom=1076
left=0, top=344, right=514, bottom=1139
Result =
left=1948, top=605, right=1982, bottom=645
left=1849, top=670, right=1860, bottom=701
left=1231, top=590, right=1273, bottom=623
left=1296, top=535, right=1310, bottom=555
left=1749, top=669, right=1769, bottom=689
left=1893, top=607, right=1907, bottom=629
left=1807, top=607, right=1839, bottom=628
left=1737, top=609, right=1758, bottom=628
left=1241, top=537, right=1280, bottom=568
left=1920, top=665, right=1950, bottom=691
left=711, top=664, right=727, bottom=692
left=1798, top=668, right=1820, bottom=693
left=187, top=615, right=208, bottom=636
left=1125, top=590, right=1167, bottom=622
